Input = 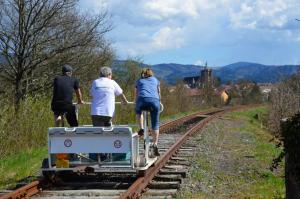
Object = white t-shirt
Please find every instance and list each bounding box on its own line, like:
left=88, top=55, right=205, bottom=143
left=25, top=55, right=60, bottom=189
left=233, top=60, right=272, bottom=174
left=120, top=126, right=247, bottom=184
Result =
left=90, top=77, right=123, bottom=117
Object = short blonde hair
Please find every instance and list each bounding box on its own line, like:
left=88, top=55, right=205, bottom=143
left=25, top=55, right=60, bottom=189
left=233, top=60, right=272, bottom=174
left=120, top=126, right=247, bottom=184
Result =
left=141, top=68, right=153, bottom=78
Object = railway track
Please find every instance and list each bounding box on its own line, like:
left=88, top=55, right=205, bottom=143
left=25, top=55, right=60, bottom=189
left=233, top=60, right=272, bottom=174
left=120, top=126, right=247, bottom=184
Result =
left=0, top=107, right=233, bottom=199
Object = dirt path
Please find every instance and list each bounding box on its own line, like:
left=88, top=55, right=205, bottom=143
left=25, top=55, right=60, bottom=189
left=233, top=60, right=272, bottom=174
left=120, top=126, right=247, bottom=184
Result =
left=178, top=109, right=284, bottom=199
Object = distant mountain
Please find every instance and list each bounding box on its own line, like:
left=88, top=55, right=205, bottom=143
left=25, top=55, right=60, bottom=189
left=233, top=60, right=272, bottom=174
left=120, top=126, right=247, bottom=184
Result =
left=112, top=60, right=202, bottom=84
left=214, top=62, right=300, bottom=83
left=1, top=57, right=298, bottom=84
left=150, top=63, right=202, bottom=84
left=149, top=62, right=300, bottom=84
left=109, top=60, right=300, bottom=84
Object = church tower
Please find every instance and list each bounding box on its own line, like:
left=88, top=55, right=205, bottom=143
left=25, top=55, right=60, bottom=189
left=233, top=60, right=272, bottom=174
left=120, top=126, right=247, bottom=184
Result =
left=200, top=62, right=213, bottom=89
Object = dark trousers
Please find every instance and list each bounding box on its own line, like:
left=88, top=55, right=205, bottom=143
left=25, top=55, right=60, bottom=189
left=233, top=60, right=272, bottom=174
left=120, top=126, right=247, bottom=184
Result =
left=91, top=115, right=112, bottom=127
left=65, top=105, right=78, bottom=127
left=52, top=103, right=78, bottom=127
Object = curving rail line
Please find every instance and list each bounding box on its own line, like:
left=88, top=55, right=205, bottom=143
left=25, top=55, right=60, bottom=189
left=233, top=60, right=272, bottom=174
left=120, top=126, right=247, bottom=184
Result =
left=120, top=108, right=228, bottom=199
left=0, top=107, right=236, bottom=199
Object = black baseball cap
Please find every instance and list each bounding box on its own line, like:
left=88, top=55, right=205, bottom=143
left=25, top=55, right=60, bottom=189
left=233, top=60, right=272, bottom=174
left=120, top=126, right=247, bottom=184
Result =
left=62, top=65, right=73, bottom=73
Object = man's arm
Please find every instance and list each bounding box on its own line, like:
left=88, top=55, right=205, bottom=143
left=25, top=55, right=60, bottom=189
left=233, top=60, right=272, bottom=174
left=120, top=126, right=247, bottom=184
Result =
left=113, top=80, right=128, bottom=104
left=120, top=93, right=128, bottom=105
left=75, top=88, right=84, bottom=104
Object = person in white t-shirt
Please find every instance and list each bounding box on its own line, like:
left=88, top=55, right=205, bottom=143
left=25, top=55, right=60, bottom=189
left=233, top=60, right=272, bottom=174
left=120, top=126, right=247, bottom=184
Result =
left=90, top=67, right=128, bottom=126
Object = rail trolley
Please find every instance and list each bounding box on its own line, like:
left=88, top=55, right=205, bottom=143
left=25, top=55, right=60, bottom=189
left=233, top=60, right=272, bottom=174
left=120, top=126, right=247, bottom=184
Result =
left=41, top=102, right=163, bottom=177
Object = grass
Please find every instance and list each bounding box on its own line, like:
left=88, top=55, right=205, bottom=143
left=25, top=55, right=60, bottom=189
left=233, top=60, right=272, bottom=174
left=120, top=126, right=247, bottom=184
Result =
left=230, top=108, right=284, bottom=198
left=0, top=147, right=47, bottom=189
left=0, top=97, right=52, bottom=157
left=0, top=97, right=270, bottom=193
left=0, top=97, right=208, bottom=189
left=178, top=106, right=285, bottom=199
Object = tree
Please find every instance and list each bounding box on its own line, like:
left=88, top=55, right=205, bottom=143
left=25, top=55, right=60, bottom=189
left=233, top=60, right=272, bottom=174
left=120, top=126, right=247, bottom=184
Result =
left=268, top=75, right=300, bottom=135
left=0, top=0, right=112, bottom=109
left=113, top=59, right=144, bottom=100
left=244, top=83, right=262, bottom=104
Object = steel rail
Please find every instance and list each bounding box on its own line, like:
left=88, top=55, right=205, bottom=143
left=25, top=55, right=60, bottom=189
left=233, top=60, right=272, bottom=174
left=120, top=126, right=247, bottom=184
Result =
left=0, top=108, right=226, bottom=199
left=120, top=109, right=228, bottom=199
left=159, top=108, right=223, bottom=132
left=0, top=180, right=41, bottom=199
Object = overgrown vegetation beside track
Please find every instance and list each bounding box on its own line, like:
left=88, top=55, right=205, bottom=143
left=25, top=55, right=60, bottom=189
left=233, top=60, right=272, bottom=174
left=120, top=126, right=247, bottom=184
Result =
left=0, top=148, right=46, bottom=189
left=178, top=107, right=285, bottom=198
left=268, top=74, right=300, bottom=136
left=0, top=98, right=52, bottom=157
left=0, top=96, right=203, bottom=188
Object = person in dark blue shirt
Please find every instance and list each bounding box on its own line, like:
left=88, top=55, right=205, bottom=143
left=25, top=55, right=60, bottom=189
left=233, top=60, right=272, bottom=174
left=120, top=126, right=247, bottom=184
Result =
left=51, top=65, right=84, bottom=127
left=135, top=68, right=161, bottom=156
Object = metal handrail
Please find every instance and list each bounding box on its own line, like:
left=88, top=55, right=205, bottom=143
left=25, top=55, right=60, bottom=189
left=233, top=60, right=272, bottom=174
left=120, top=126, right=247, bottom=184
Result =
left=74, top=102, right=164, bottom=113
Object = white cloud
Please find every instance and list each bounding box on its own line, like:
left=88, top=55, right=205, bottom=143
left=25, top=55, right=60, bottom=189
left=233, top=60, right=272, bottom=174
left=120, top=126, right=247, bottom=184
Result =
left=97, top=0, right=235, bottom=24
left=143, top=0, right=225, bottom=19
left=144, top=1, right=181, bottom=20
left=230, top=3, right=255, bottom=29
left=258, top=0, right=287, bottom=17
left=195, top=60, right=204, bottom=66
left=270, top=15, right=287, bottom=28
left=295, top=36, right=300, bottom=42
left=229, top=0, right=298, bottom=30
left=80, top=0, right=300, bottom=64
left=152, top=27, right=184, bottom=49
left=112, top=26, right=185, bottom=57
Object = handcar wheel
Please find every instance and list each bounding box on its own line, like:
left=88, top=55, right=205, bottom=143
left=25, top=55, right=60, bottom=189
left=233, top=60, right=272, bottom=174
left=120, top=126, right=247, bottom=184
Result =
left=41, top=158, right=56, bottom=183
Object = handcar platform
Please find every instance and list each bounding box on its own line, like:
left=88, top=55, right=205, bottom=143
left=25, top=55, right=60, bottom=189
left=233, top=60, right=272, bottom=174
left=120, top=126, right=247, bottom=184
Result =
left=42, top=125, right=157, bottom=173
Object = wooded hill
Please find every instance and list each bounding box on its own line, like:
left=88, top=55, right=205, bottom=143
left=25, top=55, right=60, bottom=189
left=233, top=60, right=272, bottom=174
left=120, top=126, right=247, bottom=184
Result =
left=113, top=61, right=300, bottom=84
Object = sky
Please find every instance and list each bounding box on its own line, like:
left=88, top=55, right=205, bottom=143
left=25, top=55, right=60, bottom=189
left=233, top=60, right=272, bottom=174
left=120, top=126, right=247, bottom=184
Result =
left=79, top=0, right=300, bottom=66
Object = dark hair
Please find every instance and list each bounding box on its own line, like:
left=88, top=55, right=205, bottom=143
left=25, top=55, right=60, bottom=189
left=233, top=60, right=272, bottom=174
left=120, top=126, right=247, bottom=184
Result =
left=62, top=65, right=73, bottom=74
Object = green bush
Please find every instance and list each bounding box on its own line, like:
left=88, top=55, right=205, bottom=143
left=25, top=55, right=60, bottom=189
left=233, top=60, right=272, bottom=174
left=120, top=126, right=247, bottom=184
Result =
left=0, top=96, right=52, bottom=157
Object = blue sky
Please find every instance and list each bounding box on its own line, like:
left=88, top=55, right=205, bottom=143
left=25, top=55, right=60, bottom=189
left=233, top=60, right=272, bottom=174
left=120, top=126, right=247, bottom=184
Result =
left=79, top=0, right=300, bottom=66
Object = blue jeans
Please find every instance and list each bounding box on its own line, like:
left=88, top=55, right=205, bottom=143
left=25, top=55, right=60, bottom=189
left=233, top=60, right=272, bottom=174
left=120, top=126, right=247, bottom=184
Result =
left=135, top=97, right=160, bottom=130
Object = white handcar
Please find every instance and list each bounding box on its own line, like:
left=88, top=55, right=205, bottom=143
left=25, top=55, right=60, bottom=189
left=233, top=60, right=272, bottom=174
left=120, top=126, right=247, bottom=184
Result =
left=41, top=102, right=163, bottom=177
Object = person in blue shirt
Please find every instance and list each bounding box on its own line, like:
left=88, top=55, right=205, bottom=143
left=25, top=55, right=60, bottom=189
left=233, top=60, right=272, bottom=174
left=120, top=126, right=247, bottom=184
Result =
left=135, top=68, right=161, bottom=156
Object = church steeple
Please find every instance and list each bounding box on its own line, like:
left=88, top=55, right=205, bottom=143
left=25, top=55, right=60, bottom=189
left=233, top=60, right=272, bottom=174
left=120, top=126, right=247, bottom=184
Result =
left=200, top=62, right=212, bottom=89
